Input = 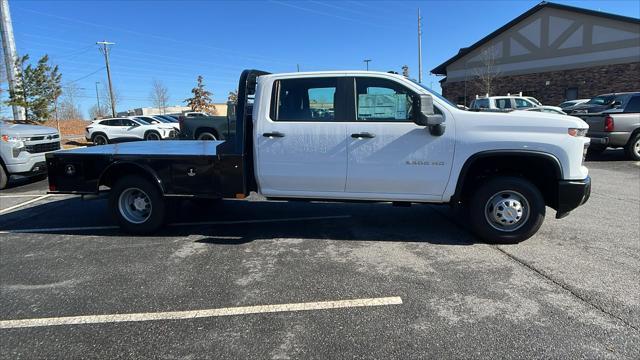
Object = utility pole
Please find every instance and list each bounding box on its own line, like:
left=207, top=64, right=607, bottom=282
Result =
left=94, top=81, right=101, bottom=117
left=363, top=59, right=371, bottom=71
left=1, top=0, right=25, bottom=120
left=296, top=64, right=300, bottom=72
left=418, top=8, right=423, bottom=83
left=97, top=41, right=116, bottom=117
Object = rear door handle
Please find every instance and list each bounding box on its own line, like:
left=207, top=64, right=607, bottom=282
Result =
left=263, top=132, right=285, bottom=138
left=351, top=132, right=376, bottom=139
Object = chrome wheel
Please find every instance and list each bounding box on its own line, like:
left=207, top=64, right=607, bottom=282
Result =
left=118, top=188, right=152, bottom=224
left=634, top=138, right=640, bottom=158
left=484, top=190, right=530, bottom=232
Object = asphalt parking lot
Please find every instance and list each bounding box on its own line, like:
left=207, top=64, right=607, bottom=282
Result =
left=1, top=150, right=638, bottom=359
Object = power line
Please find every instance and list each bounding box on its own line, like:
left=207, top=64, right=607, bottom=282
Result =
left=63, top=67, right=105, bottom=85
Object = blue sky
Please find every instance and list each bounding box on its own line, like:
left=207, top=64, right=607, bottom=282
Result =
left=2, top=0, right=639, bottom=118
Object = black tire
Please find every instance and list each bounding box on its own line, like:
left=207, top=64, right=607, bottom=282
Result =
left=624, top=133, right=640, bottom=161
left=108, top=175, right=166, bottom=234
left=197, top=131, right=217, bottom=140
left=92, top=133, right=109, bottom=146
left=469, top=176, right=545, bottom=244
left=0, top=164, right=8, bottom=190
left=145, top=131, right=161, bottom=141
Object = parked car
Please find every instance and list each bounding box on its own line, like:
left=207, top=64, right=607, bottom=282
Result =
left=0, top=120, right=60, bottom=189
left=524, top=107, right=567, bottom=115
left=131, top=116, right=180, bottom=131
left=470, top=96, right=564, bottom=113
left=85, top=117, right=178, bottom=145
left=559, top=99, right=590, bottom=109
left=47, top=69, right=591, bottom=244
left=576, top=93, right=640, bottom=160
left=567, top=93, right=637, bottom=115
left=153, top=115, right=179, bottom=123
left=183, top=112, right=210, bottom=118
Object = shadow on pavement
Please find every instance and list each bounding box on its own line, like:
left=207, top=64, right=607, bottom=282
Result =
left=585, top=148, right=631, bottom=162
left=0, top=197, right=476, bottom=246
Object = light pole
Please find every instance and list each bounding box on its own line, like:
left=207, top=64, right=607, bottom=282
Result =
left=364, top=59, right=371, bottom=71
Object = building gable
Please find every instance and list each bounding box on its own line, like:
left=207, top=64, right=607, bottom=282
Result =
left=432, top=2, right=640, bottom=82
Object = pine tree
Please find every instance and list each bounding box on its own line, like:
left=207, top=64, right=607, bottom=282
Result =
left=184, top=75, right=215, bottom=113
left=5, top=54, right=62, bottom=121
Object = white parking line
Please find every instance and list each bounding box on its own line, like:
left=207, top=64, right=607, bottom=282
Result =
left=0, top=215, right=351, bottom=234
left=0, top=195, right=52, bottom=215
left=0, top=194, right=57, bottom=198
left=0, top=296, right=403, bottom=329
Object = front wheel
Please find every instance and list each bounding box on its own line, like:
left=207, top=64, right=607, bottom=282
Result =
left=145, top=131, right=161, bottom=141
left=624, top=133, right=640, bottom=161
left=0, top=165, right=8, bottom=190
left=109, top=175, right=166, bottom=234
left=469, top=177, right=545, bottom=244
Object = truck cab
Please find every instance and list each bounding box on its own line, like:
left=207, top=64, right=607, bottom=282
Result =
left=46, top=70, right=591, bottom=243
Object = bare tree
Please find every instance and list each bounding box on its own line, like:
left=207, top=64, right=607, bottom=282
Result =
left=473, top=47, right=502, bottom=97
left=57, top=83, right=84, bottom=120
left=150, top=79, right=170, bottom=114
left=88, top=103, right=109, bottom=120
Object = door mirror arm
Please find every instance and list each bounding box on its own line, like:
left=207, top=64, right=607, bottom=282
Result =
left=414, top=94, right=446, bottom=136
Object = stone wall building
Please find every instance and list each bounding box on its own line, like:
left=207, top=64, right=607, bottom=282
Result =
left=431, top=2, right=640, bottom=106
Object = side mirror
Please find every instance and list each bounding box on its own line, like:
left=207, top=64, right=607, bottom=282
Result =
left=414, top=94, right=446, bottom=136
left=611, top=100, right=621, bottom=108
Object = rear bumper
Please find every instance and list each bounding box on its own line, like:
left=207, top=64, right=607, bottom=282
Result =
left=587, top=132, right=631, bottom=147
left=556, top=176, right=591, bottom=219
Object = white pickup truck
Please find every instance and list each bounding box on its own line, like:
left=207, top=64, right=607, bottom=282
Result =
left=45, top=70, right=591, bottom=243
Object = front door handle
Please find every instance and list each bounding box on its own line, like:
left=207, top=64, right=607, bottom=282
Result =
left=263, top=132, right=285, bottom=138
left=351, top=132, right=376, bottom=139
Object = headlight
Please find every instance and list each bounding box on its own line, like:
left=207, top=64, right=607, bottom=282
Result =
left=568, top=128, right=587, bottom=137
left=12, top=142, right=25, bottom=157
left=1, top=135, right=28, bottom=142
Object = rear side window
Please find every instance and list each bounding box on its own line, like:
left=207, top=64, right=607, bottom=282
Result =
left=355, top=77, right=415, bottom=122
left=271, top=77, right=337, bottom=121
left=495, top=98, right=513, bottom=109
left=624, top=96, right=640, bottom=113
left=101, top=119, right=121, bottom=126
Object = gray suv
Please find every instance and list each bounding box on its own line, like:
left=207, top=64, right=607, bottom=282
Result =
left=0, top=121, right=61, bottom=189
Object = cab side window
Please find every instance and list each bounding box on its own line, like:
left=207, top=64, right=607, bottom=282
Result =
left=355, top=77, right=415, bottom=122
left=271, top=77, right=337, bottom=121
left=515, top=98, right=534, bottom=109
left=624, top=96, right=640, bottom=113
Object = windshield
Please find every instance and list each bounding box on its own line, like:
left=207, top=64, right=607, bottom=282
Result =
left=587, top=95, right=614, bottom=105
left=410, top=80, right=458, bottom=108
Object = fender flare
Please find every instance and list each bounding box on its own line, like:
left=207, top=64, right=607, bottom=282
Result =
left=98, top=160, right=166, bottom=194
left=452, top=150, right=563, bottom=202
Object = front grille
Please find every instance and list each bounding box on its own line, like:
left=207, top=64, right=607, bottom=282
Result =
left=28, top=134, right=59, bottom=141
left=26, top=141, right=61, bottom=154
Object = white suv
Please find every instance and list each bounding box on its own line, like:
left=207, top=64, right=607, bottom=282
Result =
left=85, top=117, right=178, bottom=145
left=470, top=96, right=564, bottom=113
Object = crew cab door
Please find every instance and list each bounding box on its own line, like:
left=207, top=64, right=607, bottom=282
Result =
left=345, top=77, right=455, bottom=198
left=255, top=76, right=348, bottom=194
